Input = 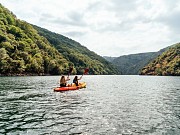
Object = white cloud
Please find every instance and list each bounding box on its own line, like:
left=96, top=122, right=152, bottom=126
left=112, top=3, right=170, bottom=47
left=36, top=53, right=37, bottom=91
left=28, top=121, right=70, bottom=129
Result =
left=1, top=0, right=180, bottom=56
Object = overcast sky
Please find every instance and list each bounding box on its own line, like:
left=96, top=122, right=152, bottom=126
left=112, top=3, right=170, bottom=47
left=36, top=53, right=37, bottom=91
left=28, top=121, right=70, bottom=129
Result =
left=1, top=0, right=180, bottom=56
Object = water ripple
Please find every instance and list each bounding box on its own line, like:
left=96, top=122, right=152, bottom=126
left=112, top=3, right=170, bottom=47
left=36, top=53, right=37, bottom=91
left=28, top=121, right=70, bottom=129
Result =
left=0, top=76, right=180, bottom=134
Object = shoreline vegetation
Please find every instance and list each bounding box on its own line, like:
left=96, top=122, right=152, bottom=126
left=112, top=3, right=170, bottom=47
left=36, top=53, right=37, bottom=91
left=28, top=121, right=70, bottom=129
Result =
left=0, top=73, right=49, bottom=77
left=0, top=74, right=179, bottom=77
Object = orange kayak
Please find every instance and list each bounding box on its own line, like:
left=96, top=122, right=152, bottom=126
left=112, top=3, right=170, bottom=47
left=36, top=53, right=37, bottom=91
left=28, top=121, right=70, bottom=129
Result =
left=54, top=82, right=86, bottom=92
left=72, top=82, right=86, bottom=89
left=54, top=86, right=79, bottom=92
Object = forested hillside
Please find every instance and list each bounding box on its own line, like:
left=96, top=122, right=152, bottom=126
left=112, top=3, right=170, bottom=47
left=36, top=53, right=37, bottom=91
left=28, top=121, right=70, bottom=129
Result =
left=111, top=52, right=156, bottom=75
left=0, top=4, right=119, bottom=75
left=108, top=47, right=168, bottom=75
left=103, top=56, right=116, bottom=62
left=0, top=4, right=71, bottom=75
left=33, top=25, right=119, bottom=75
left=141, top=43, right=180, bottom=76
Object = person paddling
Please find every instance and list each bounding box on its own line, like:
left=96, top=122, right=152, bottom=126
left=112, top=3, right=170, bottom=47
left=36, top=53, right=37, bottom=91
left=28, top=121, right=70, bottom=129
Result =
left=60, top=76, right=70, bottom=87
left=73, top=68, right=89, bottom=86
left=73, top=76, right=82, bottom=86
left=59, top=66, right=73, bottom=87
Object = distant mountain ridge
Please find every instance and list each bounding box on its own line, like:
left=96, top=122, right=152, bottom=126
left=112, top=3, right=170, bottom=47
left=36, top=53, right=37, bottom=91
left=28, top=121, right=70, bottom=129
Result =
left=104, top=47, right=169, bottom=75
left=103, top=56, right=116, bottom=62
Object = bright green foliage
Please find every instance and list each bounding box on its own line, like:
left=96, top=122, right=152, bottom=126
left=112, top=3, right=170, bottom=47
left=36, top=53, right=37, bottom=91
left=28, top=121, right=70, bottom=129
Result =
left=141, top=43, right=180, bottom=76
left=0, top=4, right=70, bottom=75
left=33, top=25, right=119, bottom=75
left=0, top=4, right=118, bottom=75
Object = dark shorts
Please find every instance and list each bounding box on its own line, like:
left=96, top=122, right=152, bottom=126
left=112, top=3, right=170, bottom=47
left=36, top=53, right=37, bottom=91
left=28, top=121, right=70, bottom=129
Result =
left=60, top=84, right=66, bottom=87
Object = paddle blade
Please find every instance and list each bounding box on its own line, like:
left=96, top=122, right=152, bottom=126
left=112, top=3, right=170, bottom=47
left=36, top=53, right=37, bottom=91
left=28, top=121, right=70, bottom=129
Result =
left=84, top=68, right=89, bottom=75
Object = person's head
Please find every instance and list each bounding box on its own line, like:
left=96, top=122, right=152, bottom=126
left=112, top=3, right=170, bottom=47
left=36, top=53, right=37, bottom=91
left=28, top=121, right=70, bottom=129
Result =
left=60, top=76, right=65, bottom=82
left=74, top=76, right=78, bottom=80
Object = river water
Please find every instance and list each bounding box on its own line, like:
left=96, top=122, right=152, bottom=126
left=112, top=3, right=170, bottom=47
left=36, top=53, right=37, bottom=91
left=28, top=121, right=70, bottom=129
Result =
left=0, top=75, right=180, bottom=135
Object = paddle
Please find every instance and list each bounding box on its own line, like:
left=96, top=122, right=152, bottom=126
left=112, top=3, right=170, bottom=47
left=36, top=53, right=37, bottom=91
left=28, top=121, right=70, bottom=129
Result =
left=68, top=66, right=73, bottom=77
left=84, top=68, right=89, bottom=75
left=80, top=68, right=89, bottom=79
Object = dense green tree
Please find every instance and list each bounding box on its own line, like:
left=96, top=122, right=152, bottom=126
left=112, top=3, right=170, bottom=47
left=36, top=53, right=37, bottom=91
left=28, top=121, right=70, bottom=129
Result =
left=0, top=41, right=14, bottom=52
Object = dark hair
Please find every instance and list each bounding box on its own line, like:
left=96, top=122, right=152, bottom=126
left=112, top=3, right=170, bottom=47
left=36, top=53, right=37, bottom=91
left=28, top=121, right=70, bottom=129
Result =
left=60, top=76, right=65, bottom=82
left=74, top=76, right=78, bottom=80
